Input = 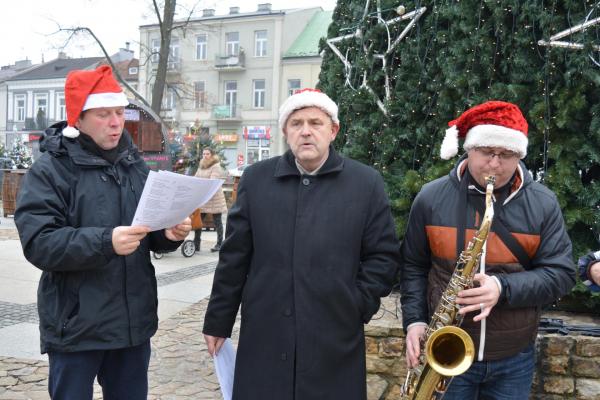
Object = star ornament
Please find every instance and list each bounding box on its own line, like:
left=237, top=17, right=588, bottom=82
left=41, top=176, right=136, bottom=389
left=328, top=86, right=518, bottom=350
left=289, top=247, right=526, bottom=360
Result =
left=538, top=7, right=600, bottom=67
left=326, top=1, right=427, bottom=116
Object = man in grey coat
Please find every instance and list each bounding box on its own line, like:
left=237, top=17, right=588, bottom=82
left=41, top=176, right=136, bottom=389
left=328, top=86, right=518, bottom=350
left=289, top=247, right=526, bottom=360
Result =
left=203, top=88, right=400, bottom=399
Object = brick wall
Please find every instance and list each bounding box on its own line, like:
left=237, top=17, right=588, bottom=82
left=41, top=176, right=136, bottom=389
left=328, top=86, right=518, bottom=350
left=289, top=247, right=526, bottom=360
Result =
left=366, top=297, right=600, bottom=400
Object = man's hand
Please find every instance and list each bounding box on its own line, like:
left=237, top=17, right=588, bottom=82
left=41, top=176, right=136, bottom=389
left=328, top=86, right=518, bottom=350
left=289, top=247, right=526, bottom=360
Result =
left=590, top=261, right=600, bottom=286
left=405, top=324, right=426, bottom=368
left=204, top=334, right=226, bottom=357
left=165, top=217, right=192, bottom=241
left=456, top=273, right=501, bottom=322
left=112, top=226, right=151, bottom=255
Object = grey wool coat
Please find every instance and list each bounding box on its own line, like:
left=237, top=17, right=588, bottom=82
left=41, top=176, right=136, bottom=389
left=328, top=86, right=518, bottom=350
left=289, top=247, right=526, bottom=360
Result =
left=203, top=147, right=400, bottom=400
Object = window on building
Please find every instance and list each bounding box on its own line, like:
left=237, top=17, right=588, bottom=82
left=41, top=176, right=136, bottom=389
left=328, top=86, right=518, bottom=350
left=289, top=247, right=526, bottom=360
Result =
left=15, top=94, right=25, bottom=121
left=226, top=32, right=239, bottom=56
left=253, top=79, right=265, bottom=108
left=56, top=92, right=66, bottom=121
left=163, top=88, right=176, bottom=110
left=287, top=79, right=301, bottom=97
left=254, top=30, right=267, bottom=57
left=194, top=81, right=206, bottom=109
left=225, top=81, right=237, bottom=117
left=168, top=37, right=180, bottom=69
left=35, top=94, right=48, bottom=115
left=151, top=39, right=160, bottom=63
left=128, top=67, right=138, bottom=74
left=196, top=34, right=207, bottom=60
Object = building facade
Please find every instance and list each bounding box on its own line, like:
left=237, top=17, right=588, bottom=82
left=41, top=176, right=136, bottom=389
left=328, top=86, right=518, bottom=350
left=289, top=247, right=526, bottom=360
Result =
left=138, top=3, right=332, bottom=169
left=0, top=47, right=139, bottom=159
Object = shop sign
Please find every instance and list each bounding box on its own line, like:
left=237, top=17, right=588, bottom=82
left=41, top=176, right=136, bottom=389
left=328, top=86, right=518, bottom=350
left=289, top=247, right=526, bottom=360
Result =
left=243, top=126, right=271, bottom=139
left=214, top=134, right=239, bottom=142
left=125, top=109, right=140, bottom=121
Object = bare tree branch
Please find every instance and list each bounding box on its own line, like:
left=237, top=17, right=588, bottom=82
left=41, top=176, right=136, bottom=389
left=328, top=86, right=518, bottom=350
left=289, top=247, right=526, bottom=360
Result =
left=57, top=26, right=154, bottom=112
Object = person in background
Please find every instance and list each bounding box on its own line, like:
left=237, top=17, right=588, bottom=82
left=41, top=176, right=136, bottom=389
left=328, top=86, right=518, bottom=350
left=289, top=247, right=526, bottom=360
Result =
left=578, top=250, right=600, bottom=292
left=400, top=100, right=575, bottom=399
left=14, top=65, right=191, bottom=400
left=194, top=147, right=227, bottom=252
left=202, top=88, right=400, bottom=399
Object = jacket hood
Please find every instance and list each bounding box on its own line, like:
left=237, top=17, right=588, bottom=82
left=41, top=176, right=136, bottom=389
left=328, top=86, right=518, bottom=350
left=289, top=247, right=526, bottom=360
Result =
left=40, top=121, right=69, bottom=156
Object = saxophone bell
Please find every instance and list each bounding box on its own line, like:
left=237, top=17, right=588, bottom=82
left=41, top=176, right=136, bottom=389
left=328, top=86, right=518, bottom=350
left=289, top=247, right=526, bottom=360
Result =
left=425, top=325, right=475, bottom=377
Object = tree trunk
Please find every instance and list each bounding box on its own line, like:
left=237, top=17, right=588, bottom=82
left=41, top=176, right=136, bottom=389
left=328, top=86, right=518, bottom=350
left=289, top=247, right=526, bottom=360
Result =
left=151, top=0, right=177, bottom=115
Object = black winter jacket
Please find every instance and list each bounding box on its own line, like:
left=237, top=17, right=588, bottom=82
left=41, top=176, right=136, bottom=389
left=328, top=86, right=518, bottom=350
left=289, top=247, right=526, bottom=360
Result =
left=400, top=156, right=575, bottom=360
left=203, top=148, right=400, bottom=400
left=15, top=122, right=181, bottom=353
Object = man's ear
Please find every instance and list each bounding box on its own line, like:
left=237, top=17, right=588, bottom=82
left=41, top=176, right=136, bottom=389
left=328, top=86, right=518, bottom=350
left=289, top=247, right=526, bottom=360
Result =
left=331, top=123, right=340, bottom=140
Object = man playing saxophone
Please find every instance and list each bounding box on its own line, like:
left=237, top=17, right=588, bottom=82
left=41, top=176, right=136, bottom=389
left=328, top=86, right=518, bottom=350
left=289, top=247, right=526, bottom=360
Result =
left=400, top=101, right=575, bottom=399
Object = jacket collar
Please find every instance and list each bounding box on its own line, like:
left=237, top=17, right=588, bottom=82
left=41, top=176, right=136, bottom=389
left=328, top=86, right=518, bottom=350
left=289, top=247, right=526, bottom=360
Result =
left=274, top=145, right=344, bottom=177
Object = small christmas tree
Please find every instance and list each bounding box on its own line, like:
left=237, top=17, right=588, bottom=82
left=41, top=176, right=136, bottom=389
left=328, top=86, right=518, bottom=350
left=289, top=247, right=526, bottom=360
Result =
left=8, top=136, right=32, bottom=169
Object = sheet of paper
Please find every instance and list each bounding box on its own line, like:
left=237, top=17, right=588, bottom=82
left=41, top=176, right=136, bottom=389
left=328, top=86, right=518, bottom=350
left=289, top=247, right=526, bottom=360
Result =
left=214, top=338, right=236, bottom=400
left=131, top=170, right=223, bottom=231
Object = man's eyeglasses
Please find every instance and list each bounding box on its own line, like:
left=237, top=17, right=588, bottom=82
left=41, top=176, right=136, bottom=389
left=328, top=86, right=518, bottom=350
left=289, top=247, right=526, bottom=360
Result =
left=475, top=147, right=519, bottom=161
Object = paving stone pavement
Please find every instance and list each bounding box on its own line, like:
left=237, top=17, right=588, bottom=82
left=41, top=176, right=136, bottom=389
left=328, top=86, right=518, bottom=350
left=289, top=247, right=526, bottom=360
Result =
left=0, top=298, right=240, bottom=399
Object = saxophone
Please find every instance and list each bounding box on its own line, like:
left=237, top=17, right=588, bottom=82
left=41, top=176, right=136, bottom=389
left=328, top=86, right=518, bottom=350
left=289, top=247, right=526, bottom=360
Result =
left=401, top=175, right=496, bottom=400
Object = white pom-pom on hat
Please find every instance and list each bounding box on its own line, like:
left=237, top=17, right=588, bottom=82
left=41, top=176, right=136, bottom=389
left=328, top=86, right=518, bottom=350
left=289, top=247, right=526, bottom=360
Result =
left=62, top=126, right=80, bottom=138
left=440, top=125, right=459, bottom=160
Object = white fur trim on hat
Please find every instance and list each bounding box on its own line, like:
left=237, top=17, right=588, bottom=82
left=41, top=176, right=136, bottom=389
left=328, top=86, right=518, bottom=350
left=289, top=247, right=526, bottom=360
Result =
left=463, top=124, right=528, bottom=158
left=82, top=92, right=129, bottom=111
left=278, top=90, right=339, bottom=130
left=62, top=126, right=80, bottom=138
left=440, top=125, right=459, bottom=160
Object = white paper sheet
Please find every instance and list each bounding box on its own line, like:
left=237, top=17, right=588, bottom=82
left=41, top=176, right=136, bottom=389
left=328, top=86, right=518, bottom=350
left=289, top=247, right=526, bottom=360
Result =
left=214, top=339, right=236, bottom=400
left=131, top=170, right=223, bottom=231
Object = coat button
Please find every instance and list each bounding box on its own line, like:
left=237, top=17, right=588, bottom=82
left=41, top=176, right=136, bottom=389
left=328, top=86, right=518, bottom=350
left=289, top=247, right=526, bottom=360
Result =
left=283, top=308, right=292, bottom=317
left=302, top=177, right=310, bottom=186
left=281, top=352, right=287, bottom=361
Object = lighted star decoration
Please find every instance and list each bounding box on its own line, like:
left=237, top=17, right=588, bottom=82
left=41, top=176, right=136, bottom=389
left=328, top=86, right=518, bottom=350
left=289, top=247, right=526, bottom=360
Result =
left=538, top=5, right=600, bottom=67
left=326, top=1, right=427, bottom=116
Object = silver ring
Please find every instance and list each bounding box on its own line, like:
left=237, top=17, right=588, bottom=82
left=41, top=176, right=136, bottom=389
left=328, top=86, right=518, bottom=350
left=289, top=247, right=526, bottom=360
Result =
left=480, top=302, right=485, bottom=309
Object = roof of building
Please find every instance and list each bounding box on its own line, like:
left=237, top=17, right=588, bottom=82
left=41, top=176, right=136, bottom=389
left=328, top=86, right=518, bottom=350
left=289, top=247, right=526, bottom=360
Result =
left=283, top=10, right=333, bottom=58
left=98, top=58, right=139, bottom=82
left=139, top=6, right=321, bottom=28
left=0, top=60, right=37, bottom=82
left=8, top=56, right=104, bottom=81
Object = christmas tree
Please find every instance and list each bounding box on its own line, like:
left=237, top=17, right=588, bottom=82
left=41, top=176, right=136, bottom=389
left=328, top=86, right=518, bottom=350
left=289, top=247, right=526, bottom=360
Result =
left=318, top=0, right=600, bottom=310
left=8, top=136, right=32, bottom=169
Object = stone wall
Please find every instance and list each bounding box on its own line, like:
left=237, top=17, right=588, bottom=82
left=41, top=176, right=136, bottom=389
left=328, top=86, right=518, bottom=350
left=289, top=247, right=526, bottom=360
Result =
left=365, top=296, right=600, bottom=400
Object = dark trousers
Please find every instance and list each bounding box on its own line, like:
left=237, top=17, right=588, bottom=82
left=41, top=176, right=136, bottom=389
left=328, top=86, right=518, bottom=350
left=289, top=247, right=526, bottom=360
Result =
left=443, top=343, right=535, bottom=400
left=194, top=212, right=223, bottom=250
left=48, top=340, right=151, bottom=400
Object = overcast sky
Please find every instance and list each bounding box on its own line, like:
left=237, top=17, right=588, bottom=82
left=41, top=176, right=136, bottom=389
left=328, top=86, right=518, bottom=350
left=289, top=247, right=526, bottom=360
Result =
left=2, top=0, right=337, bottom=67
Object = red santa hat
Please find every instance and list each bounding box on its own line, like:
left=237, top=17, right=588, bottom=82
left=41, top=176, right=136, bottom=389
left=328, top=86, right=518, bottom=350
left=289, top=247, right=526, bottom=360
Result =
left=62, top=65, right=129, bottom=138
left=278, top=88, right=339, bottom=130
left=440, top=100, right=529, bottom=160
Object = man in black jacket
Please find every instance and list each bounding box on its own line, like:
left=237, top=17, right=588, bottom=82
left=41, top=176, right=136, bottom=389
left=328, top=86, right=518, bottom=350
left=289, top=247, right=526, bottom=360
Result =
left=14, top=65, right=191, bottom=399
left=400, top=101, right=575, bottom=399
left=202, top=89, right=400, bottom=399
